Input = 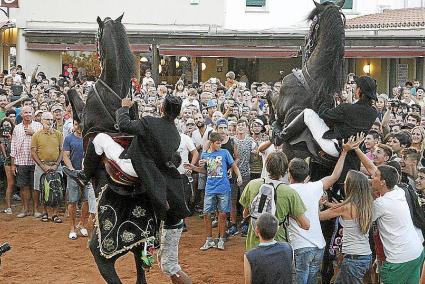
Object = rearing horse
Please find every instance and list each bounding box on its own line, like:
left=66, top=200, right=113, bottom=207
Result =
left=271, top=0, right=346, bottom=171
left=67, top=15, right=156, bottom=284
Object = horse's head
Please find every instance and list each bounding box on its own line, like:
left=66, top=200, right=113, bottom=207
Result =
left=304, top=0, right=346, bottom=64
left=96, top=14, right=135, bottom=98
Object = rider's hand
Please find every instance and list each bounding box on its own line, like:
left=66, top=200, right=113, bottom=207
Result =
left=121, top=98, right=134, bottom=108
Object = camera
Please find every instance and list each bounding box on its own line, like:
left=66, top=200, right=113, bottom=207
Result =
left=1, top=126, right=11, bottom=137
left=0, top=243, right=10, bottom=256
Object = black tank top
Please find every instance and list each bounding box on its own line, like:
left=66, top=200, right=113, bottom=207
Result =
left=246, top=242, right=293, bottom=284
left=221, top=137, right=235, bottom=158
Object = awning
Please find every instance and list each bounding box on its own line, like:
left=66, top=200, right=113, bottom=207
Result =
left=26, top=43, right=151, bottom=52
left=345, top=47, right=425, bottom=58
left=159, top=45, right=300, bottom=58
left=0, top=20, right=14, bottom=30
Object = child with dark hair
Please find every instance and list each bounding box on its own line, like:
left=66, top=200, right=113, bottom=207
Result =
left=244, top=213, right=294, bottom=284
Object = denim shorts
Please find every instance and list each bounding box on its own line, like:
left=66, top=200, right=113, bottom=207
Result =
left=203, top=191, right=231, bottom=213
left=336, top=254, right=371, bottom=284
left=67, top=178, right=88, bottom=203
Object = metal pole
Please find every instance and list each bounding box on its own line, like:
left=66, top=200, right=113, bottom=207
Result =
left=151, top=44, right=159, bottom=85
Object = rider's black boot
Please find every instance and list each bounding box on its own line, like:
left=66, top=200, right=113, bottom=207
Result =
left=278, top=111, right=306, bottom=142
left=63, top=141, right=99, bottom=188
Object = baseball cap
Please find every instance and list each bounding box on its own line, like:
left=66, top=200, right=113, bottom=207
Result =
left=355, top=76, right=377, bottom=100
left=216, top=118, right=228, bottom=127
left=207, top=99, right=217, bottom=109
left=51, top=104, right=63, bottom=112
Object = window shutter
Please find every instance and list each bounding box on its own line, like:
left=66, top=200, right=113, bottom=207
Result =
left=319, top=0, right=353, bottom=9
left=246, top=0, right=266, bottom=7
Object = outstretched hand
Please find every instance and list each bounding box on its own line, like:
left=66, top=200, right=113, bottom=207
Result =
left=342, top=132, right=365, bottom=152
left=121, top=98, right=134, bottom=108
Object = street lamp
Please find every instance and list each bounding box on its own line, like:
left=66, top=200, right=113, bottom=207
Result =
left=179, top=56, right=188, bottom=62
left=363, top=64, right=371, bottom=75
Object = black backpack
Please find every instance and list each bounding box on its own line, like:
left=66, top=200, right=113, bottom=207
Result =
left=400, top=183, right=425, bottom=244
left=40, top=171, right=64, bottom=207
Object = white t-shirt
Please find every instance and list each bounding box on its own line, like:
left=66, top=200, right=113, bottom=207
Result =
left=259, top=144, right=275, bottom=179
left=177, top=133, right=196, bottom=174
left=372, top=185, right=423, bottom=263
left=288, top=181, right=326, bottom=250
left=182, top=99, right=200, bottom=111
left=191, top=126, right=213, bottom=150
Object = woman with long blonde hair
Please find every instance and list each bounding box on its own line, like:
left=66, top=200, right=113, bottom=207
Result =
left=320, top=170, right=374, bottom=284
left=411, top=126, right=425, bottom=152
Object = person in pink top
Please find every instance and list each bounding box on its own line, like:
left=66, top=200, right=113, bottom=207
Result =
left=10, top=106, right=42, bottom=218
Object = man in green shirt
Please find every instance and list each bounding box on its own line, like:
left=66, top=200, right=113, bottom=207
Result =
left=240, top=151, right=310, bottom=250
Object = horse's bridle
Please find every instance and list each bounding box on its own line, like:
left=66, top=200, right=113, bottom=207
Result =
left=303, top=8, right=346, bottom=65
left=93, top=79, right=122, bottom=130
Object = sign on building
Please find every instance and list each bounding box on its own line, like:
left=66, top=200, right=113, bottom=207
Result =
left=397, top=64, right=409, bottom=87
left=1, top=0, right=19, bottom=8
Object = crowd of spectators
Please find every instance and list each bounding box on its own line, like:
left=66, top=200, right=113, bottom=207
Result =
left=1, top=64, right=425, bottom=283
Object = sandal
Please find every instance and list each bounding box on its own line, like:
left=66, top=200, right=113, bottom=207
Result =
left=41, top=213, right=49, bottom=222
left=52, top=215, right=62, bottom=223
left=68, top=231, right=78, bottom=240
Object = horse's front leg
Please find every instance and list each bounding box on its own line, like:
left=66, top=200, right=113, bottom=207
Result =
left=89, top=231, right=123, bottom=284
left=133, top=248, right=147, bottom=284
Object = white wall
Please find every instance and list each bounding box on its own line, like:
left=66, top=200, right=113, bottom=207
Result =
left=223, top=0, right=314, bottom=31
left=223, top=0, right=425, bottom=31
left=16, top=28, right=61, bottom=79
left=9, top=0, right=226, bottom=31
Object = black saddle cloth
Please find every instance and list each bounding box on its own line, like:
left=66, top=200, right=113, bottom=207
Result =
left=95, top=185, right=158, bottom=259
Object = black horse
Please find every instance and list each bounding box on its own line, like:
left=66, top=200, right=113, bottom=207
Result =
left=270, top=2, right=346, bottom=283
left=67, top=15, right=155, bottom=284
left=271, top=0, right=346, bottom=179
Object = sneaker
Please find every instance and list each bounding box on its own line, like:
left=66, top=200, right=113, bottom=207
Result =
left=200, top=239, right=216, bottom=251
left=182, top=223, right=188, bottom=233
left=3, top=208, right=12, bottom=215
left=12, top=193, right=21, bottom=201
left=240, top=223, right=248, bottom=237
left=16, top=212, right=29, bottom=218
left=226, top=224, right=239, bottom=237
left=80, top=228, right=89, bottom=237
left=217, top=238, right=225, bottom=250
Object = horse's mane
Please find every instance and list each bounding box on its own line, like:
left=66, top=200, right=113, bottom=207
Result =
left=111, top=21, right=136, bottom=96
left=306, top=3, right=345, bottom=97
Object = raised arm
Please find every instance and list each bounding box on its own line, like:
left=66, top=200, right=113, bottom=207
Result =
left=347, top=133, right=378, bottom=176
left=116, top=98, right=146, bottom=135
left=321, top=143, right=348, bottom=189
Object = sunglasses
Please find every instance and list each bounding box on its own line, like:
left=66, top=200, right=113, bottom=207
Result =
left=186, top=123, right=195, bottom=126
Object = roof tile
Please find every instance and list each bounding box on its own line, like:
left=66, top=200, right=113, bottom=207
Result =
left=346, top=7, right=425, bottom=30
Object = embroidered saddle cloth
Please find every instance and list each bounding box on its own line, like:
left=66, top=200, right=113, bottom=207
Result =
left=95, top=184, right=158, bottom=258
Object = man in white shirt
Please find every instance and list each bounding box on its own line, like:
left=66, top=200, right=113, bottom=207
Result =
left=371, top=165, right=424, bottom=284
left=10, top=66, right=22, bottom=85
left=287, top=147, right=348, bottom=284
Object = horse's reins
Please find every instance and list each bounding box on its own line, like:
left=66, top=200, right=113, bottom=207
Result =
left=93, top=79, right=127, bottom=130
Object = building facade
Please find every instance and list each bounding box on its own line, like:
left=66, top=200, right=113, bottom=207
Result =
left=0, top=0, right=424, bottom=93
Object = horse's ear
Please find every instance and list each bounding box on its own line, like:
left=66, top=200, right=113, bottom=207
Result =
left=312, top=0, right=320, bottom=7
left=97, top=16, right=103, bottom=28
left=115, top=13, right=124, bottom=22
left=336, top=0, right=345, bottom=8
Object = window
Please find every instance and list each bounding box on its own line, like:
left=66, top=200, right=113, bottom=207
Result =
left=320, top=0, right=353, bottom=9
left=246, top=0, right=266, bottom=7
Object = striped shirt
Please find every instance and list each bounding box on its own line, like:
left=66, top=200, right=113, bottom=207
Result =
left=10, top=121, right=43, bottom=166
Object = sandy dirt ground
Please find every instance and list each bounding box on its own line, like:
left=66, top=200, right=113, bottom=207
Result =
left=0, top=202, right=246, bottom=284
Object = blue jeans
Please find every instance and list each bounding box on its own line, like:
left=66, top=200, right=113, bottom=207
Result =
left=336, top=254, right=371, bottom=284
left=294, top=247, right=324, bottom=284
left=203, top=192, right=231, bottom=213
